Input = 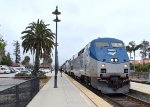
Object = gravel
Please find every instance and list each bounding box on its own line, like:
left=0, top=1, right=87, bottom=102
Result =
left=127, top=89, right=150, bottom=103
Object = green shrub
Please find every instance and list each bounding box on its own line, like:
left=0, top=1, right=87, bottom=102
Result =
left=15, top=72, right=30, bottom=77
left=37, top=71, right=47, bottom=79
left=135, top=63, right=150, bottom=72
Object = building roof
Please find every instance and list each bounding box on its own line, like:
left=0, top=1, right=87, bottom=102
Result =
left=40, top=63, right=49, bottom=68
left=130, top=59, right=150, bottom=64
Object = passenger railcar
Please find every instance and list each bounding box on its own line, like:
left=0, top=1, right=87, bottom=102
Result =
left=61, top=60, right=71, bottom=74
left=64, top=37, right=130, bottom=94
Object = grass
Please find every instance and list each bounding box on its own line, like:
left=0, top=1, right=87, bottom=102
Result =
left=40, top=76, right=51, bottom=89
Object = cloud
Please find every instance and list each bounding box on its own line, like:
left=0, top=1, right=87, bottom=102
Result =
left=1, top=0, right=150, bottom=64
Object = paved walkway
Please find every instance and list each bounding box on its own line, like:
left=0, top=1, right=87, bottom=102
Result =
left=27, top=71, right=97, bottom=107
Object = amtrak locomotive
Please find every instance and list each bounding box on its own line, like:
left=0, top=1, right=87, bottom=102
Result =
left=62, top=37, right=130, bottom=94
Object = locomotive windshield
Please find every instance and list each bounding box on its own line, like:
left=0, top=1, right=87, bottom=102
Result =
left=95, top=42, right=109, bottom=47
left=95, top=42, right=124, bottom=47
left=111, top=42, right=124, bottom=47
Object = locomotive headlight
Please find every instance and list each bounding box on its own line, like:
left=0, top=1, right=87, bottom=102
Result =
left=111, top=58, right=119, bottom=62
left=115, top=58, right=118, bottom=62
left=101, top=64, right=106, bottom=67
left=111, top=59, right=114, bottom=62
left=124, top=64, right=128, bottom=68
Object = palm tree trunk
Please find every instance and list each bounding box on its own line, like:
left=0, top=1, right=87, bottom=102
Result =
left=33, top=46, right=40, bottom=77
left=129, top=52, right=131, bottom=60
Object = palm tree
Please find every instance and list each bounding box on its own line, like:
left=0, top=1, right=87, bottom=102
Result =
left=129, top=41, right=141, bottom=62
left=127, top=41, right=141, bottom=71
left=21, top=19, right=55, bottom=76
left=126, top=45, right=132, bottom=60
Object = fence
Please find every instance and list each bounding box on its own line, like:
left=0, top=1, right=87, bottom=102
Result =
left=129, top=72, right=150, bottom=82
left=0, top=77, right=39, bottom=107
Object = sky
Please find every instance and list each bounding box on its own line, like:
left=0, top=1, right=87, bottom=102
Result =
left=0, top=0, right=150, bottom=65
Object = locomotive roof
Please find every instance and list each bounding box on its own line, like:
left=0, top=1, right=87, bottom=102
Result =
left=91, top=37, right=123, bottom=43
left=89, top=37, right=129, bottom=63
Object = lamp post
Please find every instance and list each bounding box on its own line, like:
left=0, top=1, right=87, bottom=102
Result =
left=52, top=6, right=61, bottom=88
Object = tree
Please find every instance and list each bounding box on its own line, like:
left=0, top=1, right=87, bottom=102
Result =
left=1, top=52, right=13, bottom=66
left=21, top=19, right=55, bottom=76
left=22, top=56, right=30, bottom=67
left=0, top=36, right=6, bottom=63
left=13, top=41, right=20, bottom=63
left=43, top=51, right=52, bottom=65
left=126, top=41, right=141, bottom=71
left=148, top=46, right=150, bottom=59
left=126, top=45, right=132, bottom=60
left=130, top=41, right=141, bottom=61
left=140, top=40, right=149, bottom=60
left=127, top=41, right=141, bottom=61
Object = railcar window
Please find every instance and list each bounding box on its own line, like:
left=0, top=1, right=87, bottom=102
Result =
left=95, top=42, right=109, bottom=47
left=78, top=48, right=85, bottom=56
left=111, top=42, right=124, bottom=47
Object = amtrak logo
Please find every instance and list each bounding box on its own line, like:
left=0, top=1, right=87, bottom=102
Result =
left=108, top=52, right=116, bottom=55
left=107, top=49, right=116, bottom=55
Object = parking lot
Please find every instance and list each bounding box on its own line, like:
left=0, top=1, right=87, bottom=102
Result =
left=0, top=73, right=26, bottom=91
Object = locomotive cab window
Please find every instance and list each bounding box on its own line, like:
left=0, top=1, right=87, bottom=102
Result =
left=111, top=42, right=124, bottom=47
left=95, top=42, right=109, bottom=47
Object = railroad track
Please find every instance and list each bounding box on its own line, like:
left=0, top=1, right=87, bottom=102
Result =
left=65, top=73, right=150, bottom=107
left=106, top=94, right=150, bottom=107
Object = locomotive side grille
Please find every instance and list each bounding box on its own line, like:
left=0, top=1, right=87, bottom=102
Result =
left=101, top=68, right=106, bottom=73
left=124, top=69, right=128, bottom=73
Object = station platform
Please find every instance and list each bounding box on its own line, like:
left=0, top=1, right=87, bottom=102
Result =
left=27, top=71, right=102, bottom=107
left=130, top=82, right=150, bottom=95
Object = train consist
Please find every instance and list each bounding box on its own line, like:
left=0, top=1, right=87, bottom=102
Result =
left=61, top=37, right=130, bottom=94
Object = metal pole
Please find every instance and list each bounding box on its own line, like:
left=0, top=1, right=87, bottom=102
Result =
left=54, top=20, right=58, bottom=88
left=53, top=6, right=61, bottom=88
